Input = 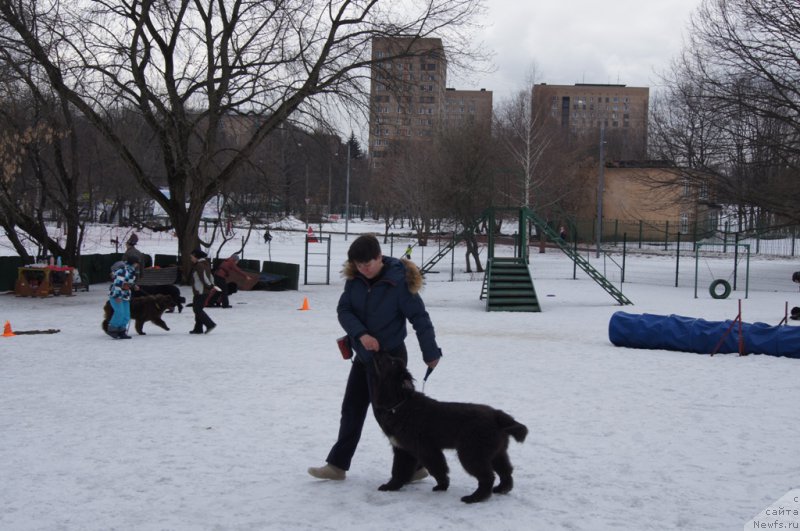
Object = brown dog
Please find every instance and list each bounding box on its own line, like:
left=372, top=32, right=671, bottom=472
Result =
left=372, top=352, right=528, bottom=503
left=101, top=294, right=176, bottom=335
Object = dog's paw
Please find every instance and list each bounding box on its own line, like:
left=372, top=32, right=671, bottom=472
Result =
left=432, top=483, right=449, bottom=492
left=378, top=480, right=404, bottom=491
left=493, top=483, right=512, bottom=494
left=461, top=492, right=490, bottom=503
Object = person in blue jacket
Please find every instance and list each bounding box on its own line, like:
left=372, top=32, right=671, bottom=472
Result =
left=106, top=255, right=139, bottom=339
left=308, top=234, right=442, bottom=482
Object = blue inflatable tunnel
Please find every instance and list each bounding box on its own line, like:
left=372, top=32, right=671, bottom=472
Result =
left=608, top=312, right=800, bottom=358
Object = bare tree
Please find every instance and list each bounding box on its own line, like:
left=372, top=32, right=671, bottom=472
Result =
left=430, top=118, right=497, bottom=272
left=0, top=76, right=90, bottom=262
left=654, top=0, right=800, bottom=225
left=493, top=67, right=551, bottom=208
left=0, top=0, right=485, bottom=273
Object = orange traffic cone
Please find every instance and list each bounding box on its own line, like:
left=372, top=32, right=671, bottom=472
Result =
left=299, top=297, right=310, bottom=311
left=2, top=320, right=15, bottom=337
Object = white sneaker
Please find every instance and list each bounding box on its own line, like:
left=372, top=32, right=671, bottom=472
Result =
left=308, top=463, right=346, bottom=480
left=411, top=467, right=429, bottom=482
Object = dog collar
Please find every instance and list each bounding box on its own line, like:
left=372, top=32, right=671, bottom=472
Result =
left=384, top=398, right=408, bottom=414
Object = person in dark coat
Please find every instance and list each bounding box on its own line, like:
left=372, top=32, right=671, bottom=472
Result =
left=189, top=249, right=218, bottom=334
left=308, top=234, right=442, bottom=481
left=122, top=235, right=147, bottom=279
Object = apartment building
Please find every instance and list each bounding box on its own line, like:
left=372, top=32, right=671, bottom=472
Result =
left=444, top=88, right=493, bottom=129
left=369, top=37, right=492, bottom=164
left=533, top=83, right=649, bottom=159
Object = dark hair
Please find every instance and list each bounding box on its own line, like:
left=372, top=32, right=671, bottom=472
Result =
left=793, top=271, right=800, bottom=283
left=191, top=249, right=207, bottom=259
left=125, top=255, right=140, bottom=265
left=347, top=234, right=382, bottom=263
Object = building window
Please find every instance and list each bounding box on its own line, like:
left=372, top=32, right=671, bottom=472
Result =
left=680, top=212, right=689, bottom=234
left=699, top=181, right=709, bottom=200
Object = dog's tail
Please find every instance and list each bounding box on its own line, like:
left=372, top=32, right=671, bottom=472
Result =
left=102, top=302, right=112, bottom=332
left=496, top=410, right=528, bottom=443
left=505, top=422, right=528, bottom=443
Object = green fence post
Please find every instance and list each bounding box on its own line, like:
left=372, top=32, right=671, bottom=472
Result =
left=621, top=233, right=627, bottom=283
left=733, top=233, right=740, bottom=291
left=675, top=232, right=681, bottom=288
left=638, top=220, right=643, bottom=249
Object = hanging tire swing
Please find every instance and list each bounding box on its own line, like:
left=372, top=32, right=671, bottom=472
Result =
left=709, top=279, right=731, bottom=299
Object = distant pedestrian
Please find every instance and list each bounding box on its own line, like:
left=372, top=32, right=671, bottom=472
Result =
left=189, top=249, right=217, bottom=334
left=559, top=226, right=568, bottom=242
left=122, top=234, right=147, bottom=279
left=404, top=244, right=412, bottom=260
left=264, top=228, right=272, bottom=244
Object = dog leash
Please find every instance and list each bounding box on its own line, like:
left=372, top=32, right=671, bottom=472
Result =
left=422, top=366, right=433, bottom=394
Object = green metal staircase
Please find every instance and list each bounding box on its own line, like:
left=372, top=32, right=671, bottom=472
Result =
left=481, top=257, right=541, bottom=312
left=521, top=207, right=633, bottom=306
left=419, top=207, right=632, bottom=308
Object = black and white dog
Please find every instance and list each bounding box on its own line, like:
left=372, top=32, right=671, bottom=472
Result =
left=371, top=352, right=528, bottom=503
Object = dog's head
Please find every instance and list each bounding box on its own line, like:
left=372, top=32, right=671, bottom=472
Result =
left=372, top=352, right=415, bottom=411
left=154, top=294, right=177, bottom=312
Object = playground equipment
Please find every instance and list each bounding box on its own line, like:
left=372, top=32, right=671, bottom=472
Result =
left=304, top=231, right=331, bottom=285
left=694, top=242, right=750, bottom=299
left=420, top=207, right=632, bottom=311
left=608, top=308, right=800, bottom=358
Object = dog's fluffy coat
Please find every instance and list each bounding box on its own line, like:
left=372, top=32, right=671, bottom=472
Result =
left=371, top=352, right=528, bottom=503
left=101, top=294, right=176, bottom=335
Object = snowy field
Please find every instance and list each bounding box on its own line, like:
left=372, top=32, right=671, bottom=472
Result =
left=1, top=219, right=799, bottom=530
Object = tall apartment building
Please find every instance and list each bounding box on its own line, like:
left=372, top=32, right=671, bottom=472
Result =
left=532, top=83, right=649, bottom=159
left=443, top=88, right=493, bottom=129
left=369, top=37, right=492, bottom=164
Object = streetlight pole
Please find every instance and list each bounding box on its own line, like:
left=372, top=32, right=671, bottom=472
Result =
left=345, top=141, right=351, bottom=241
left=595, top=124, right=605, bottom=258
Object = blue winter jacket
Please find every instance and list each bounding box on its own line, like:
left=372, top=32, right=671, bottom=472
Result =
left=337, top=256, right=442, bottom=365
left=109, top=263, right=137, bottom=301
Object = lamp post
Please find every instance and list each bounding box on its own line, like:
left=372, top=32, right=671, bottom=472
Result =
left=595, top=124, right=606, bottom=258
left=345, top=141, right=351, bottom=241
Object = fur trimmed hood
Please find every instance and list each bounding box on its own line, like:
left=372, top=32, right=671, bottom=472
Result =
left=342, top=257, right=423, bottom=294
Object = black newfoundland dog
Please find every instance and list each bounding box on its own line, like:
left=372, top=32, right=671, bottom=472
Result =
left=102, top=294, right=176, bottom=335
left=371, top=352, right=528, bottom=503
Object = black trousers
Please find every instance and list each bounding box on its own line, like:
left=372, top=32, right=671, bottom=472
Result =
left=191, top=293, right=215, bottom=332
left=325, top=345, right=413, bottom=471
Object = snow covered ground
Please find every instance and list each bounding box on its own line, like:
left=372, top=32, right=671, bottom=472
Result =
left=1, top=220, right=799, bottom=530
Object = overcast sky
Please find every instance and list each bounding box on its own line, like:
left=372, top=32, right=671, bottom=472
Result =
left=454, top=0, right=703, bottom=102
